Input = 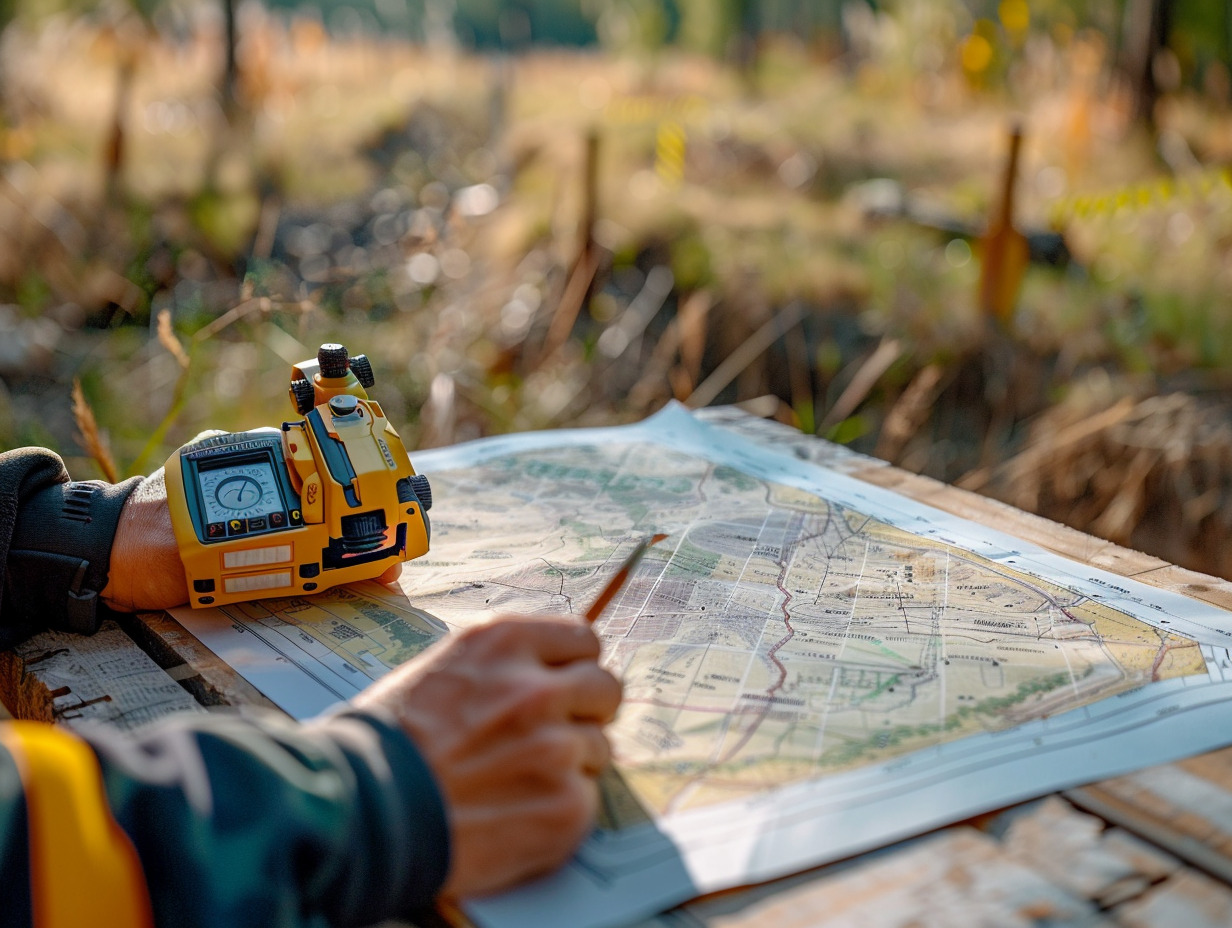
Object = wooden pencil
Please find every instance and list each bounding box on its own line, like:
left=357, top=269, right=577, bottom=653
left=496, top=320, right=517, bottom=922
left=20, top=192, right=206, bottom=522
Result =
left=585, top=533, right=668, bottom=623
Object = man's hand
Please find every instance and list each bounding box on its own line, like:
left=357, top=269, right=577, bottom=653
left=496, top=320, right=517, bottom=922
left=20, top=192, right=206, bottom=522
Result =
left=101, top=467, right=189, bottom=612
left=353, top=615, right=623, bottom=899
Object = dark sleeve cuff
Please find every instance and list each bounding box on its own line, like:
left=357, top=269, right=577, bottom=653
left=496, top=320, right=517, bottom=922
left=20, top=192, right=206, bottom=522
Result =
left=308, top=708, right=452, bottom=922
left=7, top=474, right=143, bottom=636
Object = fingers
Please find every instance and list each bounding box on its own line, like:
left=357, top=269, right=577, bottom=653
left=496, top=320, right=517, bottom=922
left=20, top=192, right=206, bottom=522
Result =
left=441, top=727, right=605, bottom=899
left=556, top=660, right=623, bottom=724
left=378, top=561, right=403, bottom=585
left=442, top=775, right=601, bottom=898
left=576, top=721, right=611, bottom=776
left=468, top=618, right=620, bottom=724
left=353, top=612, right=622, bottom=901
left=449, top=721, right=611, bottom=792
left=472, top=614, right=602, bottom=666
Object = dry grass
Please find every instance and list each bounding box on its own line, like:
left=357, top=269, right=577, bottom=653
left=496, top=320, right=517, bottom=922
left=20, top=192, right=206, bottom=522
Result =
left=1, top=14, right=1230, bottom=578
left=961, top=373, right=1232, bottom=580
left=70, top=378, right=118, bottom=483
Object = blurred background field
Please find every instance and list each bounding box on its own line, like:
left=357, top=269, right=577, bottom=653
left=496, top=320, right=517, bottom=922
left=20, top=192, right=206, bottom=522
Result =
left=0, top=0, right=1230, bottom=577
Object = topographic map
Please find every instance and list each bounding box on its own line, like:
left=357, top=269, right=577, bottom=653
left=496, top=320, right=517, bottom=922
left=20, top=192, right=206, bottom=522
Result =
left=172, top=404, right=1232, bottom=928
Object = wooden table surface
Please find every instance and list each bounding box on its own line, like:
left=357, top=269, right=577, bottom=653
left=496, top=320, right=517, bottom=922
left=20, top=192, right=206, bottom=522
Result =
left=6, top=406, right=1232, bottom=927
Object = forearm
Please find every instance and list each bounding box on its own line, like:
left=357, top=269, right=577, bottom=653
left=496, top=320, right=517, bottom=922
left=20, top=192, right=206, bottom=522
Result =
left=2, top=709, right=450, bottom=928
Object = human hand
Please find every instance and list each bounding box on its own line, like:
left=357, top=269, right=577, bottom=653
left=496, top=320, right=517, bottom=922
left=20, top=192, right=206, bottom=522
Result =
left=101, top=467, right=189, bottom=612
left=352, top=614, right=623, bottom=899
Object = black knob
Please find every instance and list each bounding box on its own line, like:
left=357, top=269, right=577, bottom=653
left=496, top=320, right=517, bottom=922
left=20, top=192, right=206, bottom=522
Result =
left=398, top=475, right=433, bottom=511
left=339, top=511, right=387, bottom=552
left=409, top=474, right=432, bottom=511
left=350, top=354, right=375, bottom=389
left=290, top=378, right=316, bottom=414
left=318, top=344, right=349, bottom=379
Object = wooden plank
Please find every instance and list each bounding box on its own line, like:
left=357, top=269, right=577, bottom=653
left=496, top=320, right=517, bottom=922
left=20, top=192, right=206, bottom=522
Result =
left=0, top=620, right=203, bottom=731
left=1130, top=565, right=1232, bottom=613
left=0, top=648, right=54, bottom=722
left=1113, top=868, right=1232, bottom=927
left=642, top=825, right=1109, bottom=928
left=119, top=611, right=278, bottom=711
left=1065, top=746, right=1232, bottom=886
left=0, top=613, right=276, bottom=721
left=998, top=796, right=1180, bottom=906
left=639, top=795, right=1232, bottom=927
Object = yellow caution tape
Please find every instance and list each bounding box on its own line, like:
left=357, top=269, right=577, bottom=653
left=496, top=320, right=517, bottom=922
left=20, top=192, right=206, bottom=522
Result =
left=1050, top=165, right=1232, bottom=225
left=605, top=94, right=710, bottom=125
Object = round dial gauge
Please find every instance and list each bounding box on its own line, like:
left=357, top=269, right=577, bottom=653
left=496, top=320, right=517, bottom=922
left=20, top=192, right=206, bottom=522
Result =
left=215, top=474, right=264, bottom=510
left=198, top=462, right=283, bottom=524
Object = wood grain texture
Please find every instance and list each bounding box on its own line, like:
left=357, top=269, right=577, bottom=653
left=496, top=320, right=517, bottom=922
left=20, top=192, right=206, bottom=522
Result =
left=0, top=648, right=55, bottom=722
left=642, top=823, right=1111, bottom=927
left=119, top=611, right=277, bottom=711
left=1066, top=745, right=1232, bottom=887
left=0, top=621, right=201, bottom=730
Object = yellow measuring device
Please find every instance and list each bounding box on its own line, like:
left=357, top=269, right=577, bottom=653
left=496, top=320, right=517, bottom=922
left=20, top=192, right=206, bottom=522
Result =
left=165, top=343, right=432, bottom=607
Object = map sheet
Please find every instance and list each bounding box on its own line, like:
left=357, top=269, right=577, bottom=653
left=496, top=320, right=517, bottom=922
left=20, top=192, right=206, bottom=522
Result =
left=171, top=403, right=1232, bottom=928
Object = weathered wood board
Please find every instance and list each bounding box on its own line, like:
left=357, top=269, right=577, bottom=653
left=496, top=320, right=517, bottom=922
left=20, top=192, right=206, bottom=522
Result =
left=634, top=797, right=1232, bottom=927
left=119, top=611, right=278, bottom=711
left=0, top=620, right=202, bottom=730
left=1066, top=745, right=1232, bottom=888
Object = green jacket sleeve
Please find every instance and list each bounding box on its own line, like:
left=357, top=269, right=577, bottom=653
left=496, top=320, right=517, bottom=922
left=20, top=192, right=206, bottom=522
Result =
left=91, top=707, right=451, bottom=926
left=1, top=707, right=451, bottom=927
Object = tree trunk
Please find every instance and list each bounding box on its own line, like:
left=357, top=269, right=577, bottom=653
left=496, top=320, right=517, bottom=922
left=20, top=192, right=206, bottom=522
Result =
left=730, top=0, right=758, bottom=85
left=1122, top=0, right=1175, bottom=126
left=222, top=0, right=238, bottom=114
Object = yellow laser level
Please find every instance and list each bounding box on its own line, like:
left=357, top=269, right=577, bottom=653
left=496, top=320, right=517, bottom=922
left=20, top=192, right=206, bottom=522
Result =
left=165, top=344, right=432, bottom=608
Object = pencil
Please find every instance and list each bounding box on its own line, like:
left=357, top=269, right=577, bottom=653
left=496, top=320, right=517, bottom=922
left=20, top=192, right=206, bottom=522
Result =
left=585, top=533, right=668, bottom=623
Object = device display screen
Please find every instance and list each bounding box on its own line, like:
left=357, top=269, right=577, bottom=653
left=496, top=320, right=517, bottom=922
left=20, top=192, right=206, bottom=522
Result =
left=197, top=459, right=285, bottom=525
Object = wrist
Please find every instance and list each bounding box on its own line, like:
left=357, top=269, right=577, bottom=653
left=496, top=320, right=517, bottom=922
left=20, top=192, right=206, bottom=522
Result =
left=101, top=468, right=188, bottom=612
